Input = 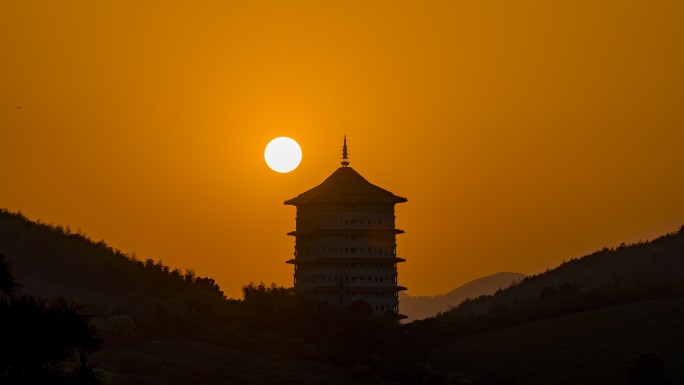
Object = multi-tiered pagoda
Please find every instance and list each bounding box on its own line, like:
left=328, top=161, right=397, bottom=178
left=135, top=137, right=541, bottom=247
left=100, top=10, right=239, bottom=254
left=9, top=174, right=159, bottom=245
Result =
left=285, top=137, right=407, bottom=315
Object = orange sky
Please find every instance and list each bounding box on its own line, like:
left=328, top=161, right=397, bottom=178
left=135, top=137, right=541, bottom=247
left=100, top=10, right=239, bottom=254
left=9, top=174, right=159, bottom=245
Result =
left=1, top=1, right=683, bottom=298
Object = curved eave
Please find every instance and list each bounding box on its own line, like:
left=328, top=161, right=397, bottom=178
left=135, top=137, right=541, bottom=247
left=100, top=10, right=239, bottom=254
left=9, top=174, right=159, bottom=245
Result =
left=286, top=256, right=406, bottom=265
left=285, top=195, right=407, bottom=206
left=287, top=228, right=404, bottom=236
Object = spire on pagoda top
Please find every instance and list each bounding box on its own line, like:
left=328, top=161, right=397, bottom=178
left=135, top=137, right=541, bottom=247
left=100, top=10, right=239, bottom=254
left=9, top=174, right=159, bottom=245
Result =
left=341, top=135, right=349, bottom=167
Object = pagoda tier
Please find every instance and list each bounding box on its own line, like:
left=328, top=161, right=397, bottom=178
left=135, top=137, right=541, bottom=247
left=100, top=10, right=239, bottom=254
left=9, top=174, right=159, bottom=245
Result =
left=286, top=257, right=405, bottom=264
left=287, top=228, right=404, bottom=236
left=291, top=286, right=408, bottom=293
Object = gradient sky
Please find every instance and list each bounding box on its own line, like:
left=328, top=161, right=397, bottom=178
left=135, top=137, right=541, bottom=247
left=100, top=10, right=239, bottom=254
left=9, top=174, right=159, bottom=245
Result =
left=2, top=1, right=683, bottom=298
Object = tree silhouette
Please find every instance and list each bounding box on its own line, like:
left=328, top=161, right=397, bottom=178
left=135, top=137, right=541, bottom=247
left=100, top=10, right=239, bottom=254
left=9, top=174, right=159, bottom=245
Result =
left=0, top=254, right=20, bottom=297
left=0, top=254, right=101, bottom=383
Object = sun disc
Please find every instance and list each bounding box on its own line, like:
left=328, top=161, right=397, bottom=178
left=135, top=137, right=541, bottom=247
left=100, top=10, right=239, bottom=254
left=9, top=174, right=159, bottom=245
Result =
left=264, top=137, right=302, bottom=173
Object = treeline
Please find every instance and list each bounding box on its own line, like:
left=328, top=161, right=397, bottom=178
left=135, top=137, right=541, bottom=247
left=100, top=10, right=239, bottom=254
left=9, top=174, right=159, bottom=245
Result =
left=0, top=209, right=224, bottom=299
left=228, top=283, right=482, bottom=385
left=0, top=209, right=242, bottom=344
left=405, top=226, right=684, bottom=348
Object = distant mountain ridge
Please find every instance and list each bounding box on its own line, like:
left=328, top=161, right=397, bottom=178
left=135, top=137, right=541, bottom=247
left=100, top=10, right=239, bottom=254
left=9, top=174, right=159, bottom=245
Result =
left=400, top=272, right=526, bottom=321
left=451, top=225, right=684, bottom=317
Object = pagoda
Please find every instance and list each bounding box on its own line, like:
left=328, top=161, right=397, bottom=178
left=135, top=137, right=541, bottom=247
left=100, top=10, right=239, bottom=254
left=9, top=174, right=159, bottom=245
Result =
left=285, top=137, right=407, bottom=315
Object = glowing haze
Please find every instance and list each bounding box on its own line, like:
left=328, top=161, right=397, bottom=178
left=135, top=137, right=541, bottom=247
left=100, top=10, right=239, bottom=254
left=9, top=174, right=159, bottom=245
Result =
left=1, top=1, right=683, bottom=298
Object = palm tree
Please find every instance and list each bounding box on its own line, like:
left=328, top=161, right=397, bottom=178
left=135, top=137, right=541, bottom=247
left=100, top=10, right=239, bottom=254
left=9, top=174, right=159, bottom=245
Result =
left=0, top=254, right=21, bottom=297
left=0, top=255, right=101, bottom=382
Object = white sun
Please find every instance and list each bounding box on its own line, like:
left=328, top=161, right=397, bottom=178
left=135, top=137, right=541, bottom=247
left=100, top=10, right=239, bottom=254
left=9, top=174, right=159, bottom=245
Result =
left=264, top=137, right=302, bottom=173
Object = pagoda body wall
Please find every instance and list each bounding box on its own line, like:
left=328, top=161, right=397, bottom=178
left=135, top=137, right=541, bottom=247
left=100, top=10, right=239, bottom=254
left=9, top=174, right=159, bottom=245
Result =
left=289, top=201, right=405, bottom=314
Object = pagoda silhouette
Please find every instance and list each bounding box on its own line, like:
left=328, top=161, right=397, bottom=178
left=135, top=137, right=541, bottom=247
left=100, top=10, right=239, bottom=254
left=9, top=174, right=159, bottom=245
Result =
left=285, top=136, right=407, bottom=315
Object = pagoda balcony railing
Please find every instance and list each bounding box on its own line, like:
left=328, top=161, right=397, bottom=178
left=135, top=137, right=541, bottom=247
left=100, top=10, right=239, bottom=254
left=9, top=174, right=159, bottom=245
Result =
left=295, top=250, right=398, bottom=258
left=287, top=256, right=405, bottom=264
left=293, top=283, right=407, bottom=292
left=287, top=228, right=404, bottom=236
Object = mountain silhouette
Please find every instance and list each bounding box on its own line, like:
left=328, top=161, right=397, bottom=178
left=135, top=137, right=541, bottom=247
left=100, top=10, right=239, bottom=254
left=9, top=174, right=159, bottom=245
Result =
left=449, top=226, right=684, bottom=318
left=400, top=272, right=526, bottom=321
left=404, top=225, right=684, bottom=383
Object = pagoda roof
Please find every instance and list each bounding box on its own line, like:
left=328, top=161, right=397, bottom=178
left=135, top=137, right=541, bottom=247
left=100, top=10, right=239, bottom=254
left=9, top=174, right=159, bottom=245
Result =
left=285, top=166, right=407, bottom=206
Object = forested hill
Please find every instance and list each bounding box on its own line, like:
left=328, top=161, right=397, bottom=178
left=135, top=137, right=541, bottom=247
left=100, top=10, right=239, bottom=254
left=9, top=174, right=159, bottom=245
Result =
left=407, top=224, right=684, bottom=348
left=453, top=225, right=684, bottom=316
left=0, top=208, right=225, bottom=301
left=0, top=208, right=235, bottom=344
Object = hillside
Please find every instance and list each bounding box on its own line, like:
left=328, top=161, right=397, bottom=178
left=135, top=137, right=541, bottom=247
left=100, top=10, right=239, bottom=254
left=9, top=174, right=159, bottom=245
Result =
left=400, top=272, right=526, bottom=321
left=400, top=226, right=684, bottom=383
left=2, top=207, right=684, bottom=384
left=452, top=225, right=684, bottom=317
left=426, top=297, right=684, bottom=384
left=406, top=225, right=684, bottom=352
left=0, top=209, right=406, bottom=384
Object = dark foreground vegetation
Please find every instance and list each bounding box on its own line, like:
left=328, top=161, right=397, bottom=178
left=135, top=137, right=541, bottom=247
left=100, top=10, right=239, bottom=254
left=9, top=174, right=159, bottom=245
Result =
left=1, top=208, right=683, bottom=384
left=0, top=254, right=101, bottom=384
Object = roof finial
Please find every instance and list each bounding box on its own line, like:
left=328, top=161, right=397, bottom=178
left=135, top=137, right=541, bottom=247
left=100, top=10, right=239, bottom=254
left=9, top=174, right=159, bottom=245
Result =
left=341, top=135, right=349, bottom=167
